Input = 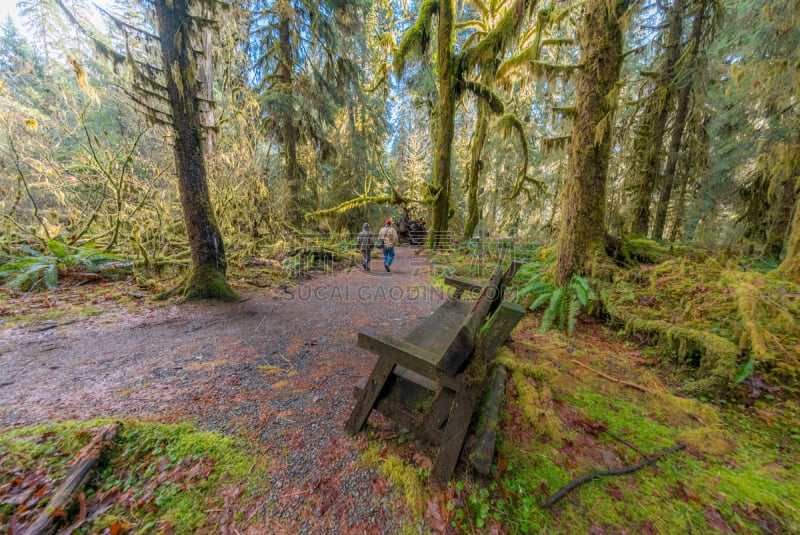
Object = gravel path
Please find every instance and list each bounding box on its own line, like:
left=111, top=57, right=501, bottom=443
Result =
left=0, top=247, right=447, bottom=533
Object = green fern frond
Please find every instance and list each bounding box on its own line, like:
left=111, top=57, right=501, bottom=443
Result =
left=567, top=296, right=581, bottom=337
left=529, top=291, right=553, bottom=312
left=540, top=287, right=565, bottom=332
left=46, top=240, right=69, bottom=260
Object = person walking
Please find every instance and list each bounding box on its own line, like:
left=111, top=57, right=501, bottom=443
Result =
left=356, top=222, right=374, bottom=271
left=378, top=219, right=399, bottom=272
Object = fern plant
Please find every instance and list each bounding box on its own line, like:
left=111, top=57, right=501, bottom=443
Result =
left=514, top=269, right=597, bottom=337
left=0, top=241, right=129, bottom=291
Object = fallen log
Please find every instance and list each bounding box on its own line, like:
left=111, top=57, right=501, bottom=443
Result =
left=468, top=365, right=508, bottom=475
left=540, top=442, right=686, bottom=508
left=25, top=423, right=120, bottom=535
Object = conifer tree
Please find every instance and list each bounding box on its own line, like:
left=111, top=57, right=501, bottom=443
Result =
left=54, top=0, right=237, bottom=299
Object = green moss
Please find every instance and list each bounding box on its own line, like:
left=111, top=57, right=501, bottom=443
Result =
left=0, top=419, right=267, bottom=533
left=360, top=444, right=426, bottom=520
left=156, top=264, right=240, bottom=301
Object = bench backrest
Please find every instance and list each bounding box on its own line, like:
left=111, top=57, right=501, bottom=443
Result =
left=436, top=261, right=521, bottom=376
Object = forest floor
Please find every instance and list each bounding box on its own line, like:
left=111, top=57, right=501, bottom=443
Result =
left=1, top=246, right=799, bottom=534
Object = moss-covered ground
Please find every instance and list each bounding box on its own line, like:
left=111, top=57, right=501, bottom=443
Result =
left=0, top=420, right=269, bottom=534
left=2, top=241, right=798, bottom=533
left=364, top=244, right=799, bottom=534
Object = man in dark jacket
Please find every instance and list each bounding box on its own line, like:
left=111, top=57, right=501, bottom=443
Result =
left=356, top=222, right=374, bottom=271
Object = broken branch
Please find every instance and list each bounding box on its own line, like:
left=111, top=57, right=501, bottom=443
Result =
left=540, top=442, right=686, bottom=507
left=569, top=359, right=653, bottom=394
left=26, top=423, right=120, bottom=535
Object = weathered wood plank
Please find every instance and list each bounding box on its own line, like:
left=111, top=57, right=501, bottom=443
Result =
left=352, top=371, right=435, bottom=412
left=437, top=264, right=505, bottom=376
left=468, top=366, right=508, bottom=475
left=345, top=355, right=396, bottom=434
left=432, top=388, right=479, bottom=481
left=405, top=299, right=472, bottom=355
left=357, top=330, right=462, bottom=390
left=422, top=388, right=456, bottom=444
left=479, top=302, right=526, bottom=362
left=443, top=277, right=483, bottom=298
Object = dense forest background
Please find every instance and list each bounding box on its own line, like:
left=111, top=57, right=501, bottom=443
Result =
left=1, top=0, right=796, bottom=271
left=1, top=2, right=799, bottom=532
left=0, top=0, right=798, bottom=379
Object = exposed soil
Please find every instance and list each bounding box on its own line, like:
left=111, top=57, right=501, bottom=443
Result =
left=0, top=247, right=446, bottom=533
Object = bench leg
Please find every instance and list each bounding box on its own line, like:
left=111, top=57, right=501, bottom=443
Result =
left=345, top=356, right=396, bottom=435
left=420, top=388, right=455, bottom=444
left=432, top=388, right=477, bottom=482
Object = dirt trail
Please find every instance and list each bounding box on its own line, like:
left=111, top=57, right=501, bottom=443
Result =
left=0, top=247, right=446, bottom=533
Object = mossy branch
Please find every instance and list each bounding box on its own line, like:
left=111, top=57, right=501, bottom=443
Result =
left=542, top=135, right=571, bottom=155
left=499, top=113, right=542, bottom=201
left=394, top=0, right=438, bottom=78
left=304, top=190, right=410, bottom=219
left=457, top=0, right=535, bottom=76
left=462, top=80, right=505, bottom=114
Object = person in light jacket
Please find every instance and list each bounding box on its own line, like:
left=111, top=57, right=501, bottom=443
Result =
left=377, top=219, right=399, bottom=272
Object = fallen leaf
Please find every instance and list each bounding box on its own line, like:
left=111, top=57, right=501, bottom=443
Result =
left=413, top=453, right=433, bottom=470
left=704, top=505, right=733, bottom=533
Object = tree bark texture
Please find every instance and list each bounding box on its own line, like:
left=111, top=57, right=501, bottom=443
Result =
left=555, top=0, right=631, bottom=286
left=464, top=99, right=488, bottom=239
left=763, top=171, right=797, bottom=259
left=630, top=0, right=684, bottom=237
left=279, top=4, right=303, bottom=228
left=429, top=0, right=456, bottom=248
left=776, top=147, right=800, bottom=282
left=652, top=1, right=706, bottom=240
left=154, top=0, right=229, bottom=292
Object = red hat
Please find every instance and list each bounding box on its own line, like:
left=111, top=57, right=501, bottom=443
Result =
left=385, top=219, right=392, bottom=225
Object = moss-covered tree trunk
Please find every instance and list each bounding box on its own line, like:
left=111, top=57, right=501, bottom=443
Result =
left=763, top=172, right=797, bottom=259
left=630, top=0, right=684, bottom=237
left=428, top=0, right=455, bottom=248
left=154, top=0, right=235, bottom=300
left=279, top=3, right=302, bottom=228
left=464, top=98, right=488, bottom=239
left=653, top=1, right=706, bottom=240
left=775, top=176, right=799, bottom=282
left=555, top=0, right=633, bottom=287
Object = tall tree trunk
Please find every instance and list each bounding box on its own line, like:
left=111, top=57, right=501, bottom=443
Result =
left=775, top=181, right=799, bottom=283
left=653, top=1, right=705, bottom=239
left=198, top=27, right=217, bottom=158
left=630, top=0, right=684, bottom=237
left=279, top=4, right=302, bottom=228
left=763, top=171, right=797, bottom=259
left=429, top=0, right=455, bottom=248
left=154, top=0, right=234, bottom=300
left=555, top=0, right=633, bottom=287
left=464, top=99, right=488, bottom=239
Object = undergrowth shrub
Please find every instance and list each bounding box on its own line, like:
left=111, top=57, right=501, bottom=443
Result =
left=0, top=240, right=129, bottom=290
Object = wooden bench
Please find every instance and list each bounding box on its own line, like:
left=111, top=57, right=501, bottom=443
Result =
left=345, top=261, right=525, bottom=481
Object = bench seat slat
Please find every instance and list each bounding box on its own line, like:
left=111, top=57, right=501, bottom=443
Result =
left=405, top=298, right=472, bottom=355
left=357, top=330, right=462, bottom=390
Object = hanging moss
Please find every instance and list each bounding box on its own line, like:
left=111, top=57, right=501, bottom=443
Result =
left=393, top=0, right=439, bottom=78
left=462, top=80, right=505, bottom=114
